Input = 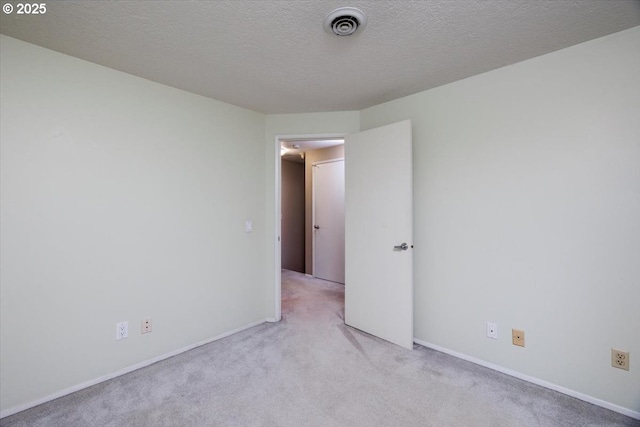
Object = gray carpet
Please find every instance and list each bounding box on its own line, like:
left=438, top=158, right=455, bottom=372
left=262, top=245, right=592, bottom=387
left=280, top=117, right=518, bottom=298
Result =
left=2, top=270, right=638, bottom=427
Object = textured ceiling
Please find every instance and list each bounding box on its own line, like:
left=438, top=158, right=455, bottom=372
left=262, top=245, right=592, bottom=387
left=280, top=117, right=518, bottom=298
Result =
left=1, top=1, right=639, bottom=114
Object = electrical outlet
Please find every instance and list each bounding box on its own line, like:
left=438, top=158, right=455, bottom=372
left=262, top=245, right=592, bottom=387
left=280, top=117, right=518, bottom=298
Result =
left=512, top=329, right=525, bottom=347
left=487, top=322, right=498, bottom=339
left=116, top=321, right=128, bottom=340
left=142, top=317, right=152, bottom=334
left=611, top=349, right=629, bottom=371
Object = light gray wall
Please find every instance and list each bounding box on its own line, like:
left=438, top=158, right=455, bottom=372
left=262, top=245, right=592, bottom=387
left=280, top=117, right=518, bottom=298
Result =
left=360, top=27, right=640, bottom=413
left=304, top=145, right=345, bottom=274
left=281, top=159, right=305, bottom=272
left=0, top=36, right=266, bottom=414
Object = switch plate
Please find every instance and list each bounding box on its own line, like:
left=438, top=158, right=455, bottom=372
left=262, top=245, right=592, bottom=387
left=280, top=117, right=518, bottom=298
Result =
left=487, top=322, right=498, bottom=339
left=245, top=220, right=253, bottom=233
left=116, top=321, right=128, bottom=340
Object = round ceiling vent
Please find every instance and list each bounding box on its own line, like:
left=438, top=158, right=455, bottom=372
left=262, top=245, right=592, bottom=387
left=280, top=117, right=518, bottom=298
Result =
left=323, top=7, right=367, bottom=36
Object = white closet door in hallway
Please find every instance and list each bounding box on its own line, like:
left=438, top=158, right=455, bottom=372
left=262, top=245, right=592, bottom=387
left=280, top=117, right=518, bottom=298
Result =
left=313, top=159, right=345, bottom=284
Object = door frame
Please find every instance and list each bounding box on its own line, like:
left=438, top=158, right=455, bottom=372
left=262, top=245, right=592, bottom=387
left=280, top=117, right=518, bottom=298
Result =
left=274, top=133, right=348, bottom=321
left=311, top=158, right=345, bottom=280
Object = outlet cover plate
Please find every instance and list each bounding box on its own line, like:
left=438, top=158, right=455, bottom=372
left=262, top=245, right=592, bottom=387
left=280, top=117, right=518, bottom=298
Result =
left=116, top=321, right=128, bottom=340
left=142, top=317, right=152, bottom=334
left=487, top=322, right=498, bottom=339
left=512, top=329, right=525, bottom=347
left=611, top=348, right=629, bottom=371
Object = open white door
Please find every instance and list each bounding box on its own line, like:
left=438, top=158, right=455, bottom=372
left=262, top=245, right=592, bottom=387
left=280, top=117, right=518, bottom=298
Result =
left=345, top=120, right=413, bottom=349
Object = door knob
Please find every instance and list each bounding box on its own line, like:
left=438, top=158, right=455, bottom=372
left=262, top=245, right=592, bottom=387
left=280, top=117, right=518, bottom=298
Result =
left=394, top=243, right=409, bottom=251
left=314, top=225, right=320, bottom=229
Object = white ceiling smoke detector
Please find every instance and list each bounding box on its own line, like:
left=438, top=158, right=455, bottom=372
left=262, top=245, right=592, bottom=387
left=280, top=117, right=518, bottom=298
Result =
left=323, top=7, right=367, bottom=36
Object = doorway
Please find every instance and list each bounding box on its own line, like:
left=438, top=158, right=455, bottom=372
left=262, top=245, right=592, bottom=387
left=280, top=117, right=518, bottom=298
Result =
left=274, top=121, right=413, bottom=350
left=275, top=134, right=347, bottom=320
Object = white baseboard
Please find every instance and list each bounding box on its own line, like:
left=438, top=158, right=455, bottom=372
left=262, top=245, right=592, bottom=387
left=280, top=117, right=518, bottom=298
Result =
left=5, top=328, right=636, bottom=420
left=0, top=318, right=270, bottom=419
left=413, top=338, right=640, bottom=421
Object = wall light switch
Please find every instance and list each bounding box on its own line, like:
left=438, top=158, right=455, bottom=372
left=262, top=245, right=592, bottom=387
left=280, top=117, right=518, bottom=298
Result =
left=245, top=220, right=253, bottom=233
